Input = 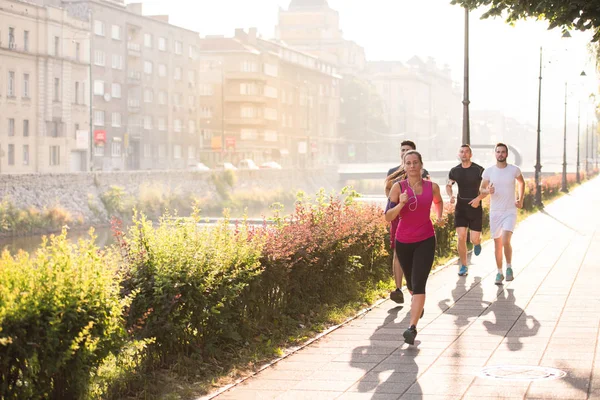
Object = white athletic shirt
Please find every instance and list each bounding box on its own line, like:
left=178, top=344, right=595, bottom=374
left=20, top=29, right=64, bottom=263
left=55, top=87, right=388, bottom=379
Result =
left=482, top=164, right=522, bottom=212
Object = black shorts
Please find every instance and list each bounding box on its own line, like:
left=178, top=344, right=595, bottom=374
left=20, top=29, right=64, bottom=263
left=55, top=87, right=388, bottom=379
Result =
left=454, top=202, right=483, bottom=231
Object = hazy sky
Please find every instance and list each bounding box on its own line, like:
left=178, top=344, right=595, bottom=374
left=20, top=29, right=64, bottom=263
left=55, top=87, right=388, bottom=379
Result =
left=135, top=0, right=597, bottom=143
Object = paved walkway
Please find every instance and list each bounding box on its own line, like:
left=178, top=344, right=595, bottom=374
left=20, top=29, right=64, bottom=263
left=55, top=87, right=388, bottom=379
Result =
left=210, top=177, right=600, bottom=400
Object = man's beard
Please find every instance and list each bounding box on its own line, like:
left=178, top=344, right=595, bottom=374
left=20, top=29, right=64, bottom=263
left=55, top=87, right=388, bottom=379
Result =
left=497, top=157, right=506, bottom=163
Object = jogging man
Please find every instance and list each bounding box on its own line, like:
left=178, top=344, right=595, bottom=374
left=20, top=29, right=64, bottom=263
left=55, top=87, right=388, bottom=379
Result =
left=385, top=140, right=430, bottom=303
left=479, top=143, right=525, bottom=285
left=446, top=144, right=485, bottom=276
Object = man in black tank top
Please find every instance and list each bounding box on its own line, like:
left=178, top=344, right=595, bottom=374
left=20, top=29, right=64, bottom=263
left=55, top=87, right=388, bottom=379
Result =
left=446, top=145, right=485, bottom=276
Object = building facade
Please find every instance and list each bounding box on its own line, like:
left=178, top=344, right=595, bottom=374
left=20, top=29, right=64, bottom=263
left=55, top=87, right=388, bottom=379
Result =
left=63, top=0, right=201, bottom=171
left=197, top=28, right=341, bottom=168
left=0, top=0, right=91, bottom=174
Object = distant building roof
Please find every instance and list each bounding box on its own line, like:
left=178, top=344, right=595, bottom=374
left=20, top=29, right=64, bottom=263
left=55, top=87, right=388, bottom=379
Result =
left=288, top=0, right=329, bottom=10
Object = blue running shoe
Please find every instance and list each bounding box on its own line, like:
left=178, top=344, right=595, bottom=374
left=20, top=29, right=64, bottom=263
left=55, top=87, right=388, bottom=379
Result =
left=458, top=265, right=468, bottom=276
left=474, top=244, right=482, bottom=256
left=506, top=267, right=514, bottom=281
left=495, top=272, right=504, bottom=285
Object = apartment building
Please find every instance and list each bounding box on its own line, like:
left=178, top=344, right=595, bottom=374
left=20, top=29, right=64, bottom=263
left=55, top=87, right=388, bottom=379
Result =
left=0, top=0, right=90, bottom=174
left=197, top=28, right=340, bottom=168
left=62, top=0, right=201, bottom=171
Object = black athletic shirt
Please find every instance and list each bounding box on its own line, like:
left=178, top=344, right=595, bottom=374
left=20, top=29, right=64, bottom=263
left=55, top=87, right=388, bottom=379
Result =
left=448, top=163, right=484, bottom=203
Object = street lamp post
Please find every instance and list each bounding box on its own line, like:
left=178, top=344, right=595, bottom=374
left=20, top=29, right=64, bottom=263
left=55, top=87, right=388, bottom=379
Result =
left=585, top=123, right=589, bottom=176
left=561, top=81, right=569, bottom=193
left=462, top=7, right=470, bottom=145
left=576, top=102, right=581, bottom=184
left=534, top=46, right=544, bottom=208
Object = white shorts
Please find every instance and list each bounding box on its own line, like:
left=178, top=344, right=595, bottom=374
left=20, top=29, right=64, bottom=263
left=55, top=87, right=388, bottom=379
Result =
left=490, top=211, right=517, bottom=239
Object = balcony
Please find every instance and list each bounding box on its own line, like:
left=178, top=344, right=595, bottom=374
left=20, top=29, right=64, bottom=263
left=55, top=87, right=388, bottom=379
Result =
left=225, top=117, right=266, bottom=126
left=127, top=71, right=141, bottom=84
left=127, top=125, right=142, bottom=139
left=225, top=94, right=267, bottom=103
left=225, top=71, right=268, bottom=81
left=127, top=99, right=141, bottom=112
left=127, top=42, right=141, bottom=57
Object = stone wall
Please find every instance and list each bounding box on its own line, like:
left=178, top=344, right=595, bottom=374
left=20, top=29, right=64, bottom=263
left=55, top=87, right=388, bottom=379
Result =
left=0, top=169, right=340, bottom=226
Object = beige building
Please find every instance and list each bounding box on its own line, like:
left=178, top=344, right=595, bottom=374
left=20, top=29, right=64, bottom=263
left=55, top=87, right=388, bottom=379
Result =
left=198, top=28, right=341, bottom=168
left=0, top=0, right=91, bottom=174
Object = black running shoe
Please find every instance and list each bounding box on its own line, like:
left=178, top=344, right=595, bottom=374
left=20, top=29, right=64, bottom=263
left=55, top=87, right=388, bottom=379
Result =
left=390, top=288, right=404, bottom=304
left=403, top=326, right=418, bottom=345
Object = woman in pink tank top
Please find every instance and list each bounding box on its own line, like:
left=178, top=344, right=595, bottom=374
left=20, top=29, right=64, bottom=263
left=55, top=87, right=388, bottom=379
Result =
left=385, top=150, right=444, bottom=345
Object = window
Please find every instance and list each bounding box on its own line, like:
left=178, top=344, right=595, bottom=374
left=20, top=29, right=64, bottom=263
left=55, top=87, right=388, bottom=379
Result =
left=144, top=61, right=153, bottom=74
left=94, top=20, right=105, bottom=36
left=8, top=144, right=15, bottom=166
left=74, top=82, right=79, bottom=103
left=53, top=78, right=60, bottom=101
left=8, top=71, right=15, bottom=97
left=199, top=84, right=213, bottom=96
left=94, top=145, right=104, bottom=157
left=8, top=119, right=15, bottom=136
left=240, top=83, right=257, bottom=95
left=264, top=86, right=278, bottom=98
left=199, top=106, right=213, bottom=118
left=143, top=144, right=151, bottom=158
left=74, top=123, right=79, bottom=138
left=23, top=145, right=29, bottom=165
left=158, top=64, right=167, bottom=77
left=158, top=37, right=167, bottom=51
left=188, top=146, right=195, bottom=159
left=94, top=50, right=105, bottom=66
left=144, top=33, right=152, bottom=48
left=50, top=121, right=60, bottom=137
left=241, top=107, right=255, bottom=118
left=158, top=144, right=166, bottom=158
left=174, top=66, right=182, bottom=80
left=94, top=110, right=105, bottom=126
left=8, top=27, right=15, bottom=47
left=174, top=119, right=182, bottom=132
left=143, top=116, right=152, bottom=130
left=158, top=90, right=167, bottom=105
left=264, top=64, right=278, bottom=77
left=111, top=25, right=121, bottom=40
left=188, top=95, right=195, bottom=107
left=23, top=74, right=30, bottom=98
left=240, top=129, right=257, bottom=140
left=282, top=89, right=286, bottom=104
left=24, top=31, right=29, bottom=52
left=264, top=130, right=278, bottom=142
left=173, top=145, right=182, bottom=159
left=23, top=120, right=29, bottom=137
left=111, top=83, right=121, bottom=98
left=93, top=80, right=104, bottom=95
left=241, top=60, right=257, bottom=72
left=173, top=93, right=182, bottom=106
left=54, top=36, right=60, bottom=56
left=75, top=42, right=80, bottom=61
left=265, top=108, right=278, bottom=120
left=175, top=40, right=182, bottom=55
left=188, top=70, right=196, bottom=85
left=111, top=141, right=121, bottom=157
left=49, top=146, right=60, bottom=166
left=112, top=112, right=121, bottom=127
left=111, top=54, right=123, bottom=69
left=188, top=120, right=196, bottom=134
left=188, top=45, right=196, bottom=59
left=144, top=88, right=153, bottom=103
left=158, top=118, right=166, bottom=131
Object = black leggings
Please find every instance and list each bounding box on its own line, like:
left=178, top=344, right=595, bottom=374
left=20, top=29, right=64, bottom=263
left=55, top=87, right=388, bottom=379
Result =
left=395, top=236, right=436, bottom=295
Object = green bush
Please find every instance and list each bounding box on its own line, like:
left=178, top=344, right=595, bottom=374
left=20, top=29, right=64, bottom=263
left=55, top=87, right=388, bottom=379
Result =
left=0, top=229, right=126, bottom=399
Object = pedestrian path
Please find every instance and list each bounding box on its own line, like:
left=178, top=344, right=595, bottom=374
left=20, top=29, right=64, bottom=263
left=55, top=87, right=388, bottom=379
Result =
left=208, top=177, right=600, bottom=400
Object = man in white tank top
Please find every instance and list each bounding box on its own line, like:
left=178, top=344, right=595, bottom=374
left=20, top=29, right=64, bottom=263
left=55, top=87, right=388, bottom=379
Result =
left=479, top=143, right=525, bottom=285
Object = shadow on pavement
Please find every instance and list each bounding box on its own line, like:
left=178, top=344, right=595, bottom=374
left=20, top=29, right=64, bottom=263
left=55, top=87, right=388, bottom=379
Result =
left=482, top=288, right=540, bottom=351
left=350, top=305, right=423, bottom=398
left=541, top=209, right=581, bottom=234
left=439, top=276, right=490, bottom=328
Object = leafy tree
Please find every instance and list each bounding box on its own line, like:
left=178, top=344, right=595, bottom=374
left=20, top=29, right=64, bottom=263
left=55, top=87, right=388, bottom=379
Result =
left=451, top=0, right=600, bottom=41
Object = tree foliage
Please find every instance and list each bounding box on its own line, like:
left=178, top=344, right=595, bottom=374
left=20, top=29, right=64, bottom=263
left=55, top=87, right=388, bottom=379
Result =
left=452, top=0, right=600, bottom=41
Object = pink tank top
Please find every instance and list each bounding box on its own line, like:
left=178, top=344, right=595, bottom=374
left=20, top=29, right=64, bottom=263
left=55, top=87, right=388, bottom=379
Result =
left=395, top=180, right=435, bottom=244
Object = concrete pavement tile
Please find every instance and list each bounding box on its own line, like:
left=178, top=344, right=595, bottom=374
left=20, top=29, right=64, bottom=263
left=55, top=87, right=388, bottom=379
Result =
left=336, top=393, right=401, bottom=400
left=291, top=379, right=355, bottom=392
left=360, top=371, right=423, bottom=383
left=347, top=379, right=413, bottom=394
left=320, top=362, right=378, bottom=372
left=254, top=369, right=315, bottom=381
left=287, top=353, right=339, bottom=363
left=276, top=390, right=343, bottom=400
left=434, top=356, right=489, bottom=366
left=462, top=383, right=530, bottom=399
left=525, top=386, right=588, bottom=399
left=424, top=364, right=482, bottom=376
left=332, top=353, right=391, bottom=363
left=340, top=347, right=398, bottom=356
left=399, top=394, right=459, bottom=400
left=404, top=373, right=473, bottom=396
left=272, top=361, right=328, bottom=371
left=305, top=368, right=368, bottom=382
left=238, top=379, right=305, bottom=391
left=214, top=389, right=284, bottom=399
